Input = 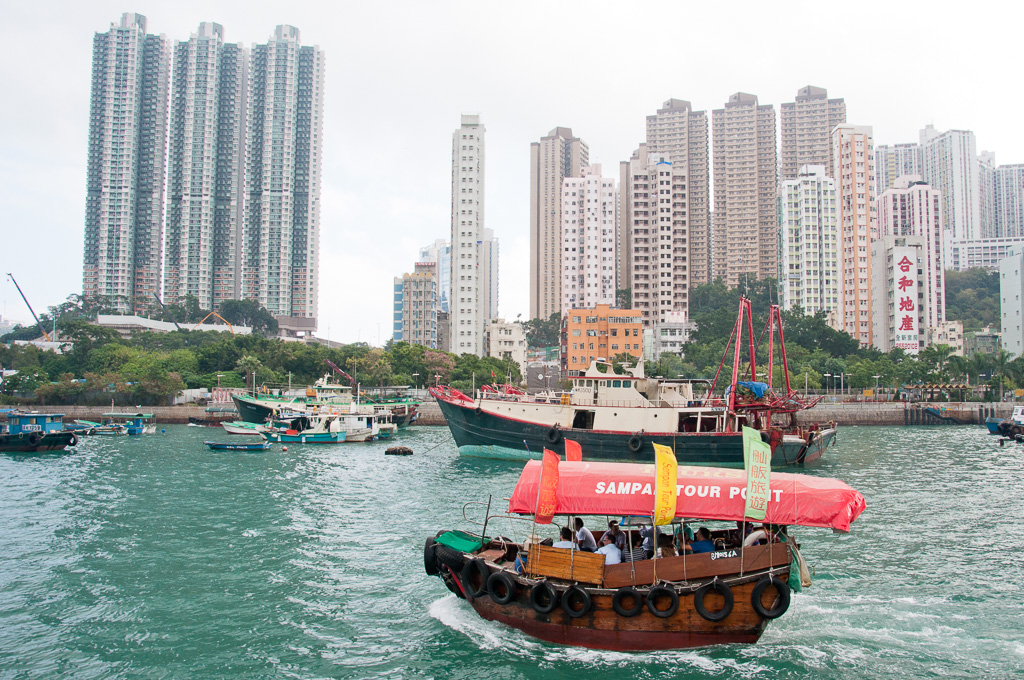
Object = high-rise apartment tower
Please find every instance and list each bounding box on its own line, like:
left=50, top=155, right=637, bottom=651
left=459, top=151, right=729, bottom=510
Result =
left=780, top=86, right=846, bottom=182
left=243, top=25, right=325, bottom=336
left=561, top=165, right=617, bottom=311
left=450, top=115, right=487, bottom=356
left=874, top=143, right=923, bottom=197
left=164, top=22, right=247, bottom=310
left=778, top=166, right=839, bottom=316
left=712, top=93, right=778, bottom=286
left=82, top=13, right=170, bottom=313
left=529, top=127, right=588, bottom=320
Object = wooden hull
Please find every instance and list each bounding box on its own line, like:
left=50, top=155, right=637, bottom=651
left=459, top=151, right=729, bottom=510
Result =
left=468, top=579, right=769, bottom=650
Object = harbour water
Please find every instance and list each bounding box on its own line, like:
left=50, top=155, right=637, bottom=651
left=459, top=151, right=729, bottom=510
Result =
left=0, top=425, right=1022, bottom=678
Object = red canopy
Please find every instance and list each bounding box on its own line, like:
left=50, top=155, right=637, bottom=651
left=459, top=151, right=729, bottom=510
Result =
left=507, top=461, right=866, bottom=532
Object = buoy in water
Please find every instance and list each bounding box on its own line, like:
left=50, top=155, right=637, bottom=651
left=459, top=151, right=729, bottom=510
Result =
left=282, top=446, right=288, bottom=451
left=385, top=446, right=413, bottom=456
left=161, top=429, right=166, bottom=433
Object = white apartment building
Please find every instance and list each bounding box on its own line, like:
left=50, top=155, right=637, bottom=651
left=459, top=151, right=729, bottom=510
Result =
left=870, top=235, right=927, bottom=355
left=945, top=234, right=1024, bottom=271
left=83, top=13, right=170, bottom=314
left=561, top=165, right=617, bottom=312
left=876, top=175, right=945, bottom=329
left=450, top=114, right=487, bottom=356
left=832, top=124, right=877, bottom=347
left=243, top=25, right=325, bottom=336
left=978, top=151, right=997, bottom=239
left=645, top=100, right=711, bottom=285
left=874, top=143, right=923, bottom=197
left=486, top=319, right=527, bottom=376
left=627, top=154, right=689, bottom=327
left=778, top=165, right=839, bottom=316
left=927, top=320, right=964, bottom=357
left=779, top=85, right=846, bottom=182
left=164, top=22, right=247, bottom=310
left=995, top=164, right=1024, bottom=239
left=999, top=247, right=1024, bottom=357
left=920, top=125, right=980, bottom=245
left=529, top=128, right=588, bottom=320
left=712, top=93, right=778, bottom=286
left=481, top=227, right=499, bottom=325
left=648, top=311, right=696, bottom=361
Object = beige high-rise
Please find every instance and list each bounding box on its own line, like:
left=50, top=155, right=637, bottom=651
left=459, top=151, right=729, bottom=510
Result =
left=529, top=127, right=588, bottom=321
left=712, top=93, right=777, bottom=286
left=832, top=124, right=877, bottom=347
left=645, top=100, right=710, bottom=285
left=780, top=86, right=845, bottom=181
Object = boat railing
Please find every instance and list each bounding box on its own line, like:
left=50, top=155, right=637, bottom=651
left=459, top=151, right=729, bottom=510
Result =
left=477, top=395, right=728, bottom=411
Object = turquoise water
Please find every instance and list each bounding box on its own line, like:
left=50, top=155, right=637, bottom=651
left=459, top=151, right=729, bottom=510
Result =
left=0, top=425, right=1022, bottom=678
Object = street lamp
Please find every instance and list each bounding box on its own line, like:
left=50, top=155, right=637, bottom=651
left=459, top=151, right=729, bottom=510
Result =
left=873, top=375, right=880, bottom=402
left=823, top=373, right=832, bottom=396
left=412, top=373, right=419, bottom=391
left=216, top=373, right=224, bottom=388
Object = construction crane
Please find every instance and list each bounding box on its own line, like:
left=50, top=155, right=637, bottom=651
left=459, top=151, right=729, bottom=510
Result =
left=325, top=359, right=357, bottom=387
left=151, top=291, right=182, bottom=331
left=6, top=273, right=50, bottom=341
left=193, top=311, right=234, bottom=334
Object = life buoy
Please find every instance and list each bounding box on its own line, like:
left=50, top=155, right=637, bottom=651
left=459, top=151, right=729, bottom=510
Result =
left=486, top=571, right=517, bottom=605
left=743, top=529, right=768, bottom=547
left=423, top=537, right=439, bottom=576
left=28, top=432, right=41, bottom=446
left=751, top=576, right=791, bottom=619
left=627, top=434, right=643, bottom=453
left=694, top=581, right=734, bottom=622
left=612, top=587, right=643, bottom=617
left=545, top=426, right=562, bottom=444
left=460, top=559, right=489, bottom=598
left=529, top=582, right=559, bottom=614
left=561, top=585, right=591, bottom=618
left=646, top=585, right=679, bottom=618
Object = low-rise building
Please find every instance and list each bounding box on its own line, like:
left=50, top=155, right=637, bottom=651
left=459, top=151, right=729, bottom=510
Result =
left=927, top=320, right=964, bottom=356
left=562, top=304, right=643, bottom=374
left=648, top=311, right=696, bottom=361
left=485, top=319, right=527, bottom=376
left=966, top=326, right=1001, bottom=358
left=96, top=314, right=250, bottom=337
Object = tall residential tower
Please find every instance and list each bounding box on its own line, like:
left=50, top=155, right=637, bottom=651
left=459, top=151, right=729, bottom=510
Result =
left=82, top=13, right=170, bottom=313
left=780, top=86, right=846, bottom=182
left=450, top=114, right=487, bottom=356
left=164, top=22, right=247, bottom=310
left=243, top=25, right=325, bottom=336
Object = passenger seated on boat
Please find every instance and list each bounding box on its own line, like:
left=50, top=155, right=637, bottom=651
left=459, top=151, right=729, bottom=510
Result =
left=638, top=524, right=662, bottom=558
left=595, top=533, right=622, bottom=565
left=599, top=520, right=627, bottom=551
left=655, top=534, right=678, bottom=558
left=573, top=517, right=598, bottom=552
left=689, top=527, right=716, bottom=554
left=552, top=527, right=577, bottom=550
left=622, top=532, right=647, bottom=563
left=730, top=520, right=755, bottom=547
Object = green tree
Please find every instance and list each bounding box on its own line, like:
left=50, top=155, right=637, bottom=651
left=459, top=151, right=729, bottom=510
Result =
left=218, top=299, right=279, bottom=336
left=522, top=312, right=561, bottom=348
left=236, top=354, right=262, bottom=392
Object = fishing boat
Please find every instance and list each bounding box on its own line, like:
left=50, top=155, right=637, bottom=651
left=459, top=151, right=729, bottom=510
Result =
left=0, top=411, right=78, bottom=451
left=189, top=405, right=238, bottom=427
left=203, top=440, right=272, bottom=451
left=431, top=299, right=835, bottom=466
left=990, top=406, right=1024, bottom=436
left=102, top=412, right=156, bottom=435
left=260, top=411, right=355, bottom=444
left=221, top=420, right=267, bottom=436
left=423, top=457, right=865, bottom=651
left=72, top=419, right=127, bottom=436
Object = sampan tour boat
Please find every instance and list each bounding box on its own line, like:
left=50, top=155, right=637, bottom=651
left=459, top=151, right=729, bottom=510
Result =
left=424, top=458, right=865, bottom=650
left=431, top=300, right=836, bottom=466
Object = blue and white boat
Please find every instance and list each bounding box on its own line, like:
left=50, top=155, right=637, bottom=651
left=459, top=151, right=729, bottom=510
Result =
left=204, top=441, right=272, bottom=451
left=0, top=411, right=78, bottom=451
left=102, top=412, right=156, bottom=435
left=989, top=406, right=1024, bottom=436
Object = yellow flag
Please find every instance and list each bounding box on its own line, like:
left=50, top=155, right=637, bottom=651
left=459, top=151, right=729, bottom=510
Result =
left=652, top=443, right=678, bottom=525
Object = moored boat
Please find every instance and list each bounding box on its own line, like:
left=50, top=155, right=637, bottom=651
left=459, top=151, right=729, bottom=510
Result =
left=0, top=411, right=78, bottom=452
left=424, top=458, right=865, bottom=651
left=204, top=440, right=272, bottom=451
left=73, top=419, right=127, bottom=436
left=991, top=406, right=1024, bottom=437
left=102, top=412, right=156, bottom=435
left=431, top=300, right=835, bottom=467
left=221, top=420, right=267, bottom=436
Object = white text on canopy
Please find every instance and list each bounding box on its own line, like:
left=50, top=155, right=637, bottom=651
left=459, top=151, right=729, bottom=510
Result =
left=594, top=481, right=783, bottom=502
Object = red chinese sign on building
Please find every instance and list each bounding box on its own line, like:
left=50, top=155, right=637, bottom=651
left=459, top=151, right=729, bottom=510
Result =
left=892, top=248, right=919, bottom=355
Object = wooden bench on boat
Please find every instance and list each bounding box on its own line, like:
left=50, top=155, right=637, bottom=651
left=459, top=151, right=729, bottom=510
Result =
left=524, top=544, right=606, bottom=586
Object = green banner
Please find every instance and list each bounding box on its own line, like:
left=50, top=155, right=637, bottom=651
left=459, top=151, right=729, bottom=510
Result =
left=741, top=426, right=772, bottom=521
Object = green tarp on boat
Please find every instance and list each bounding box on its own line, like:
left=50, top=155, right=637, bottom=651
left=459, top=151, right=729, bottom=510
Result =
left=435, top=530, right=484, bottom=553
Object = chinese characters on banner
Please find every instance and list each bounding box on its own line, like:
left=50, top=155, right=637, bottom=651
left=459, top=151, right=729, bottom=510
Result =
left=741, top=426, right=771, bottom=521
left=652, top=443, right=678, bottom=525
left=893, top=248, right=919, bottom=355
left=534, top=449, right=560, bottom=524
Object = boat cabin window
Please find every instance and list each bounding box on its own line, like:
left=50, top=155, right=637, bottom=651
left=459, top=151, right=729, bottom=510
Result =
left=678, top=413, right=718, bottom=433
left=572, top=410, right=596, bottom=429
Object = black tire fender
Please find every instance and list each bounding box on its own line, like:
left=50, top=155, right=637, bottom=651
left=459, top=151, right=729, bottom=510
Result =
left=545, top=426, right=562, bottom=444
left=486, top=571, right=517, bottom=605
left=561, top=585, right=592, bottom=619
left=694, top=581, right=734, bottom=622
left=751, top=575, right=791, bottom=619
left=68, top=434, right=78, bottom=447
left=646, top=585, right=679, bottom=618
left=423, top=537, right=439, bottom=576
left=434, top=544, right=465, bottom=573
left=627, top=434, right=643, bottom=453
left=28, top=432, right=41, bottom=446
left=611, top=587, right=644, bottom=617
left=460, top=558, right=489, bottom=598
left=529, top=581, right=559, bottom=614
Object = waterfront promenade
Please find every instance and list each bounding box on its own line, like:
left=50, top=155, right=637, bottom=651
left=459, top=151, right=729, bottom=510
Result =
left=21, top=399, right=1010, bottom=426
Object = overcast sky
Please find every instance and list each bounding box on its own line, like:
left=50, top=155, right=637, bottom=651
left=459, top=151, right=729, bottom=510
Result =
left=0, top=0, right=1016, bottom=344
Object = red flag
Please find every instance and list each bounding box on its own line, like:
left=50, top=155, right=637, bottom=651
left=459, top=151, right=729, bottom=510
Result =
left=535, top=449, right=560, bottom=524
left=491, top=370, right=496, bottom=378
left=564, top=438, right=582, bottom=462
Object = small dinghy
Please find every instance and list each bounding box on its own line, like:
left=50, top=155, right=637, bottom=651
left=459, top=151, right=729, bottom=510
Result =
left=204, top=441, right=271, bottom=451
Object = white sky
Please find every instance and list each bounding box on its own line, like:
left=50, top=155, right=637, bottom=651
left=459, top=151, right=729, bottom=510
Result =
left=0, top=0, right=1018, bottom=344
